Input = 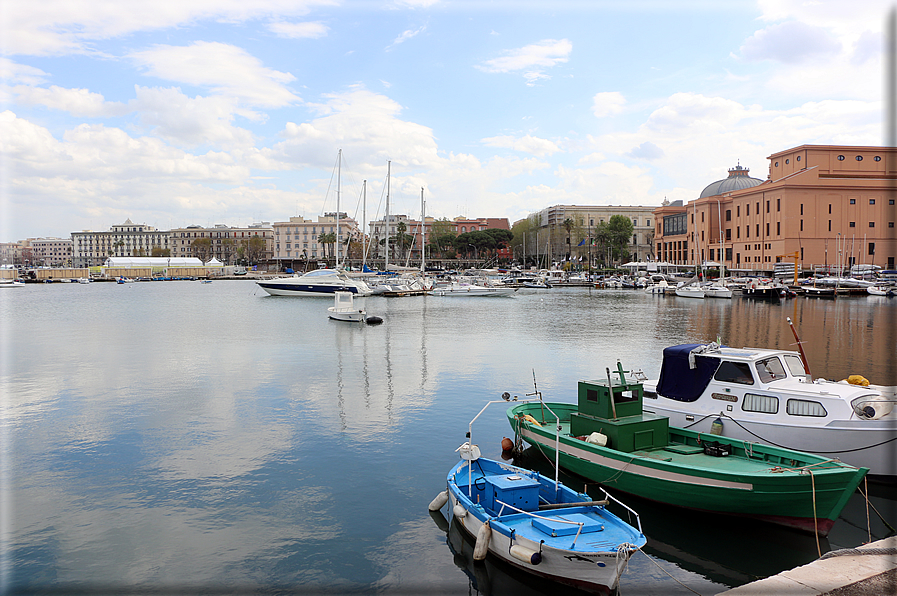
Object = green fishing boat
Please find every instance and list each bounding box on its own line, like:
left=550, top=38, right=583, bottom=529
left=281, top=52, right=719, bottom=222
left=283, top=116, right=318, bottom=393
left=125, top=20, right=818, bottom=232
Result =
left=506, top=363, right=868, bottom=537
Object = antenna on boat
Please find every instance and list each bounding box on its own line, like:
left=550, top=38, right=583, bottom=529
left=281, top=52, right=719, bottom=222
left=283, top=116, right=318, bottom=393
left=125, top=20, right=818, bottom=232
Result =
left=526, top=369, right=546, bottom=423
left=786, top=317, right=812, bottom=380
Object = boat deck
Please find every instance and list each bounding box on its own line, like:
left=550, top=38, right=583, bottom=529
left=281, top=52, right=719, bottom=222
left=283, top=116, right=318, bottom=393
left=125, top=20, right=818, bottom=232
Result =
left=541, top=417, right=859, bottom=479
left=450, top=461, right=643, bottom=553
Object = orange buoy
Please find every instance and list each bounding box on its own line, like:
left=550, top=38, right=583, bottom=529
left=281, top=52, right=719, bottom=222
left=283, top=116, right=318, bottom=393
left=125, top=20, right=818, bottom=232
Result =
left=501, top=437, right=514, bottom=452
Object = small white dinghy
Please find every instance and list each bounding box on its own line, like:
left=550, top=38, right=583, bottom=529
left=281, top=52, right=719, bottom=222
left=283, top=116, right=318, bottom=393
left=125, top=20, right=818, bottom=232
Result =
left=327, top=291, right=366, bottom=322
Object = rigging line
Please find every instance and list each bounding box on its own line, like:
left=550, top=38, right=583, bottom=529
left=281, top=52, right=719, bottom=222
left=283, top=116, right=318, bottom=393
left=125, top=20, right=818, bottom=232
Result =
left=718, top=413, right=897, bottom=454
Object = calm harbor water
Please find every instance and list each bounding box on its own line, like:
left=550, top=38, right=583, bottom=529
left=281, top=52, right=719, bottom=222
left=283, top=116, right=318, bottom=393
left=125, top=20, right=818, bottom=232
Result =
left=1, top=280, right=895, bottom=595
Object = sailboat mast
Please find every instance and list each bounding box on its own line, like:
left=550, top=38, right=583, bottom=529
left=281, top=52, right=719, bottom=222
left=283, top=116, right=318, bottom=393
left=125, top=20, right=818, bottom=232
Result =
left=361, top=179, right=367, bottom=268
left=420, top=187, right=426, bottom=273
left=385, top=161, right=390, bottom=273
left=336, top=149, right=341, bottom=269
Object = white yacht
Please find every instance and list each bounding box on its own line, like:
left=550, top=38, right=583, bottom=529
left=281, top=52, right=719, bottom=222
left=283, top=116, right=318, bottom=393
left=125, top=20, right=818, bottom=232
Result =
left=257, top=269, right=373, bottom=297
left=641, top=342, right=897, bottom=478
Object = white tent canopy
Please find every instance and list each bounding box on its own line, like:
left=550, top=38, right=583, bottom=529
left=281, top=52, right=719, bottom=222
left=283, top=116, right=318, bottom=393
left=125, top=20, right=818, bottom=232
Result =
left=105, top=257, right=204, bottom=268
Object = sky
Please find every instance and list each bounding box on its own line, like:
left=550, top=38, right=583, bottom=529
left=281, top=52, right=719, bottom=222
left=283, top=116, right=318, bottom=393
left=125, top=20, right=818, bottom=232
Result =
left=0, top=0, right=893, bottom=241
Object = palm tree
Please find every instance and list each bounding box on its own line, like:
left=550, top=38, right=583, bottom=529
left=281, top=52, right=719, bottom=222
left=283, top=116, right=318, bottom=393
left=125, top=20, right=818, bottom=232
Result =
left=563, top=218, right=574, bottom=261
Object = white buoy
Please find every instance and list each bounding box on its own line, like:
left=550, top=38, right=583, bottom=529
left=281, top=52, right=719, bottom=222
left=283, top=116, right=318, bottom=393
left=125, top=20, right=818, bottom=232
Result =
left=428, top=489, right=448, bottom=512
left=473, top=521, right=491, bottom=561
left=452, top=504, right=467, bottom=519
left=510, top=544, right=542, bottom=565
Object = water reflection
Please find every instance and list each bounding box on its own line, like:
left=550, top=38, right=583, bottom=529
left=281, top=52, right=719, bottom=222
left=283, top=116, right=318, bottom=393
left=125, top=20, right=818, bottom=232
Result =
left=3, top=283, right=894, bottom=594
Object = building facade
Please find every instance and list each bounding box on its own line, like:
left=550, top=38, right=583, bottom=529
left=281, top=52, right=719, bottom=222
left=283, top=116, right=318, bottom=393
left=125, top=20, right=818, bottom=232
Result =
left=654, top=145, right=897, bottom=274
left=526, top=204, right=657, bottom=266
left=272, top=214, right=361, bottom=267
left=170, top=223, right=274, bottom=264
left=367, top=215, right=511, bottom=263
left=30, top=238, right=73, bottom=266
left=72, top=219, right=169, bottom=268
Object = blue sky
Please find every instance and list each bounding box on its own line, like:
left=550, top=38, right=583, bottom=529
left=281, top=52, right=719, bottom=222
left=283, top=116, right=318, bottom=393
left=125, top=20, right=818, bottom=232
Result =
left=0, top=0, right=891, bottom=241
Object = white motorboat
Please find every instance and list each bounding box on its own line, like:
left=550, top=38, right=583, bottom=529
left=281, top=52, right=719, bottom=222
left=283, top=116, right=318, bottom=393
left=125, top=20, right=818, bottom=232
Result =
left=644, top=279, right=671, bottom=295
left=429, top=282, right=517, bottom=297
left=257, top=269, right=373, bottom=297
left=327, top=291, right=367, bottom=322
left=702, top=282, right=732, bottom=299
left=641, top=341, right=897, bottom=479
left=674, top=283, right=704, bottom=299
left=866, top=285, right=892, bottom=296
left=0, top=279, right=25, bottom=288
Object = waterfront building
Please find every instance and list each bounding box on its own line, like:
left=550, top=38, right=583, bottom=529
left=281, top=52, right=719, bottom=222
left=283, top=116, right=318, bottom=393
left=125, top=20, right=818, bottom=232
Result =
left=72, top=219, right=169, bottom=268
left=169, top=223, right=274, bottom=265
left=272, top=214, right=361, bottom=269
left=367, top=215, right=511, bottom=263
left=30, top=237, right=73, bottom=267
left=524, top=205, right=656, bottom=266
left=653, top=145, right=897, bottom=274
left=0, top=242, right=19, bottom=267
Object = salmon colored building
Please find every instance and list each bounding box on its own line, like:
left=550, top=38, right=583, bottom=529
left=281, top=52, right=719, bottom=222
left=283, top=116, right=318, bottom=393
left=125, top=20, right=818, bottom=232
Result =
left=654, top=145, right=897, bottom=274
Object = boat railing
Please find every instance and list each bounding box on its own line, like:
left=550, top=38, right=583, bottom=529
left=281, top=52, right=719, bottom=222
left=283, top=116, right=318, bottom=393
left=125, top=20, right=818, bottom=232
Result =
left=493, top=499, right=587, bottom=548
left=598, top=488, right=643, bottom=535
left=467, top=398, right=561, bottom=496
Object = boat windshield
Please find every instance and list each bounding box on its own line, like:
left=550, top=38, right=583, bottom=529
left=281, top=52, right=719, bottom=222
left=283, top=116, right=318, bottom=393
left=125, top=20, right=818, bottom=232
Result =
left=755, top=357, right=787, bottom=383
left=783, top=354, right=806, bottom=377
left=304, top=269, right=336, bottom=277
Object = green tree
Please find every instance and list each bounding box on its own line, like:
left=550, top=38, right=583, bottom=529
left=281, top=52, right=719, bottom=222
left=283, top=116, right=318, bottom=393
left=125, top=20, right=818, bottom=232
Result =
left=151, top=246, right=171, bottom=257
left=318, top=232, right=336, bottom=262
left=241, top=236, right=267, bottom=265
left=606, top=215, right=635, bottom=264
left=427, top=218, right=456, bottom=258
left=392, top=221, right=414, bottom=262
left=190, top=237, right=212, bottom=262
left=511, top=216, right=539, bottom=266
left=563, top=218, right=574, bottom=260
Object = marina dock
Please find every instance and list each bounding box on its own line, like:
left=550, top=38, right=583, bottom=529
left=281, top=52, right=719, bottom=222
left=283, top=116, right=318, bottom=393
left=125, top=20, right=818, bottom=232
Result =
left=717, top=536, right=896, bottom=596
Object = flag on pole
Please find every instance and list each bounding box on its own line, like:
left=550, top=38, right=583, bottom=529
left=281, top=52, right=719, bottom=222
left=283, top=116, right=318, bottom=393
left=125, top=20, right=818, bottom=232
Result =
left=577, top=239, right=586, bottom=246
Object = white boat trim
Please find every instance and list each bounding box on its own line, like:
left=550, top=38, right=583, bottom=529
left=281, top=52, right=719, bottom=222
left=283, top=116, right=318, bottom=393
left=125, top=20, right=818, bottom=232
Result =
left=520, top=426, right=753, bottom=491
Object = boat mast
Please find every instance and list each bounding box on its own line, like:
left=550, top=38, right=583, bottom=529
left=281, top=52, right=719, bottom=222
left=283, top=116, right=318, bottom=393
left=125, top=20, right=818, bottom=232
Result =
left=385, top=161, right=390, bottom=273
left=361, top=179, right=367, bottom=269
left=420, top=187, right=426, bottom=274
left=336, top=149, right=341, bottom=270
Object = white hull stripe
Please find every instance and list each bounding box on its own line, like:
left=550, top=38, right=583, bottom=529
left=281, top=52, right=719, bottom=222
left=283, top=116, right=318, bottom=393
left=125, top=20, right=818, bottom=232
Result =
left=521, top=427, right=753, bottom=491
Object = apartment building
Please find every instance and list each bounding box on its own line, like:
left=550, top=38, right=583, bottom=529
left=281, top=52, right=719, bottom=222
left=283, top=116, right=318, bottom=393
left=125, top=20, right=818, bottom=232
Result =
left=72, top=219, right=169, bottom=268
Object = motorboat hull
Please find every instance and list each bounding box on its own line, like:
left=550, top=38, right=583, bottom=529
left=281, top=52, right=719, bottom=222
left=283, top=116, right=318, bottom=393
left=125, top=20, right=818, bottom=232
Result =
left=508, top=403, right=868, bottom=535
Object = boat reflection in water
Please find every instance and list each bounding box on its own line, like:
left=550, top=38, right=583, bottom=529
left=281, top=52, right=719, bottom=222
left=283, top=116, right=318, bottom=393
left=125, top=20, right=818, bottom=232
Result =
left=512, top=447, right=895, bottom=592
left=432, top=510, right=597, bottom=596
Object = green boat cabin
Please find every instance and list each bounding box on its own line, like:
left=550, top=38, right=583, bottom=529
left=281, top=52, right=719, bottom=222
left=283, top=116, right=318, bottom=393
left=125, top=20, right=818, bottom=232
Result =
left=570, top=365, right=669, bottom=453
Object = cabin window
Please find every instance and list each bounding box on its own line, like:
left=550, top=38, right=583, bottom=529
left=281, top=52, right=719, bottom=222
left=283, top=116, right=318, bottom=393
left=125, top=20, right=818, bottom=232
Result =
left=742, top=393, right=779, bottom=414
left=783, top=355, right=806, bottom=377
left=714, top=361, right=754, bottom=385
left=587, top=389, right=598, bottom=402
left=786, top=400, right=827, bottom=417
left=755, top=357, right=787, bottom=383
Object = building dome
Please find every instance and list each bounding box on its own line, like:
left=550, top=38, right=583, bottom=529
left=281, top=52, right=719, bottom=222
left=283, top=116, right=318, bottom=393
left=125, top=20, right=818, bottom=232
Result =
left=699, top=164, right=764, bottom=198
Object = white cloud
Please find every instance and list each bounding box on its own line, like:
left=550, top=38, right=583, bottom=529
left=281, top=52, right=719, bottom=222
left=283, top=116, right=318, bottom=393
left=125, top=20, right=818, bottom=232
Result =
left=386, top=25, right=427, bottom=50
left=476, top=39, right=571, bottom=86
left=267, top=21, right=329, bottom=39
left=3, top=0, right=338, bottom=56
left=0, top=58, right=49, bottom=86
left=740, top=21, right=840, bottom=63
left=130, top=86, right=256, bottom=149
left=14, top=85, right=128, bottom=118
left=627, top=141, right=664, bottom=160
left=129, top=42, right=299, bottom=109
left=481, top=134, right=561, bottom=157
left=592, top=91, right=626, bottom=118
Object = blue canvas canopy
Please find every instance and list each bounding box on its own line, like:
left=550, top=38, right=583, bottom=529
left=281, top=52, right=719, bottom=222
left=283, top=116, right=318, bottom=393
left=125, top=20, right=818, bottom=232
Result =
left=655, top=344, right=721, bottom=402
